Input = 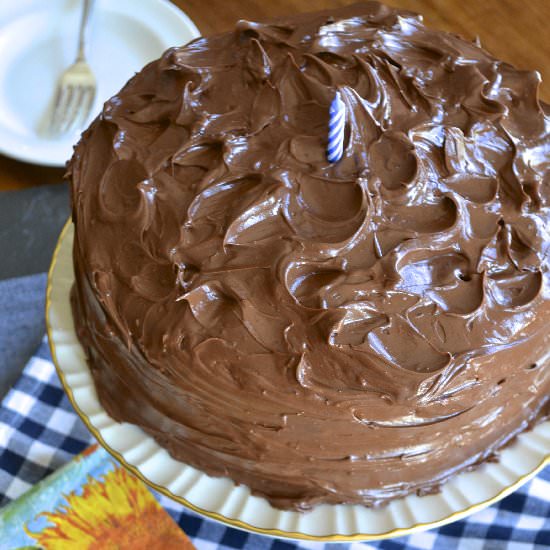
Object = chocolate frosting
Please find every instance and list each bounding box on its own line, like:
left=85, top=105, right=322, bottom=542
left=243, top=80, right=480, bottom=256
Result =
left=69, top=2, right=550, bottom=510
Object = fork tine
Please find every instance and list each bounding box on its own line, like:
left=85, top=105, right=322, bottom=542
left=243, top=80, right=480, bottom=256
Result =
left=81, top=87, right=95, bottom=124
left=69, top=87, right=95, bottom=134
left=49, top=84, right=71, bottom=135
left=59, top=85, right=83, bottom=134
left=51, top=85, right=77, bottom=136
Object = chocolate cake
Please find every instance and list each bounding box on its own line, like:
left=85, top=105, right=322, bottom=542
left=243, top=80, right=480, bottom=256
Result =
left=69, top=2, right=550, bottom=510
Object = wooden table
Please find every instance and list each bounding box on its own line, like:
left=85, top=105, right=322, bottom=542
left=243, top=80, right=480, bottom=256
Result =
left=1, top=0, right=548, bottom=190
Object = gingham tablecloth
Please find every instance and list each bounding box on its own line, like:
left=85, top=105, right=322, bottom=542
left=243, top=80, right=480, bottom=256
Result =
left=1, top=338, right=549, bottom=550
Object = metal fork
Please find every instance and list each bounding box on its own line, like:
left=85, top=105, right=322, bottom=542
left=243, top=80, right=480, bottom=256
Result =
left=49, top=0, right=96, bottom=136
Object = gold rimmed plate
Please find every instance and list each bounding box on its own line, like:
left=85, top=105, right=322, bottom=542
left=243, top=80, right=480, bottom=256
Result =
left=46, top=220, right=550, bottom=542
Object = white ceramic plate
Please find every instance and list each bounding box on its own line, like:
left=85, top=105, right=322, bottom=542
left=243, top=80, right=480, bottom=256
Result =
left=46, top=221, right=550, bottom=542
left=0, top=0, right=199, bottom=167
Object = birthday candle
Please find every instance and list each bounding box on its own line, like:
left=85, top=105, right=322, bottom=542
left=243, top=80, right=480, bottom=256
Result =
left=327, top=90, right=346, bottom=163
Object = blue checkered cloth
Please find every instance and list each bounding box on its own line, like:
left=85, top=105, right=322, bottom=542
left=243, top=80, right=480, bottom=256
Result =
left=1, top=337, right=549, bottom=549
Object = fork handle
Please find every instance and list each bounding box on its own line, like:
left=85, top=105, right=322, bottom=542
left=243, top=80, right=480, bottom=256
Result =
left=76, top=0, right=95, bottom=62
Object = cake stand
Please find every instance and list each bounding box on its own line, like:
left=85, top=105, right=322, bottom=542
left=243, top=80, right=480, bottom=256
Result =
left=46, top=220, right=550, bottom=541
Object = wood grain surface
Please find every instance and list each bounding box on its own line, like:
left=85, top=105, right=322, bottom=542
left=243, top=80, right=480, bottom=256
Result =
left=1, top=0, right=548, bottom=190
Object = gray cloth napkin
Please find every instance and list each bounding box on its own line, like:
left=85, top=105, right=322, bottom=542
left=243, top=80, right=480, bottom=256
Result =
left=0, top=273, right=47, bottom=399
left=0, top=184, right=69, bottom=280
left=0, top=183, right=70, bottom=399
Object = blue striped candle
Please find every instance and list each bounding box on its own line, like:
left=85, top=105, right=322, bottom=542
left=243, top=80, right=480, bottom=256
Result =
left=327, top=90, right=346, bottom=163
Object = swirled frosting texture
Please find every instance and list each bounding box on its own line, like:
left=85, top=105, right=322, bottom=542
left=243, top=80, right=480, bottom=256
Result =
left=70, top=2, right=550, bottom=510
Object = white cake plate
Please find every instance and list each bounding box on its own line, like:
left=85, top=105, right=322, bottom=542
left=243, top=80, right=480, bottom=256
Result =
left=0, top=0, right=199, bottom=166
left=46, top=220, right=550, bottom=542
